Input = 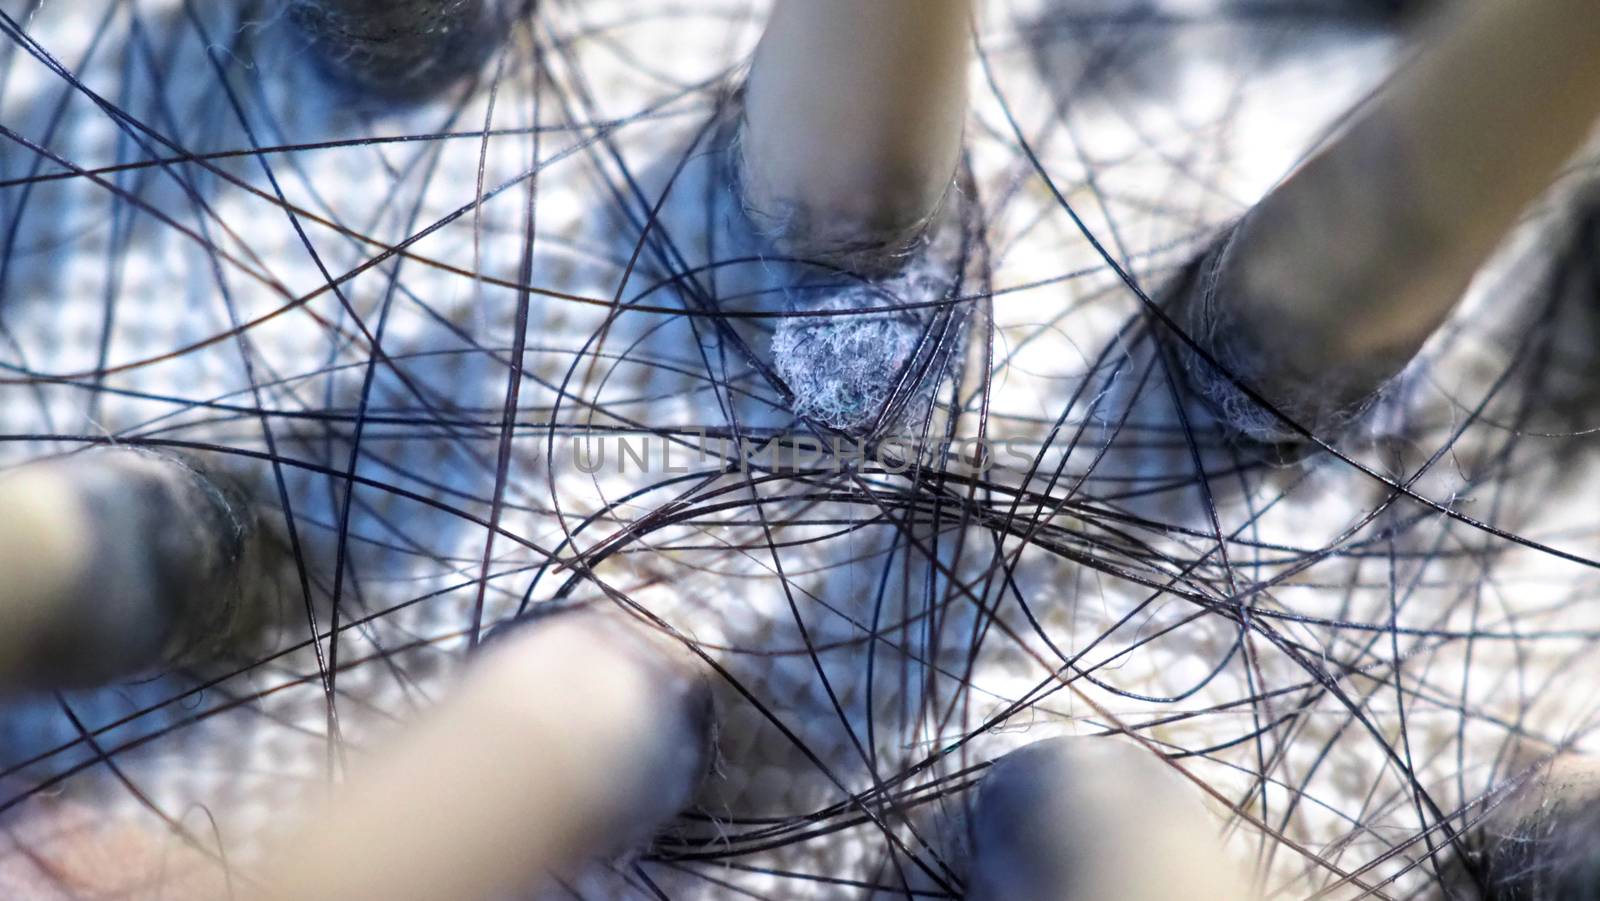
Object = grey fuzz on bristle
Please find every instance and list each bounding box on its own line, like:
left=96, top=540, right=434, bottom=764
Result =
left=734, top=0, right=971, bottom=278
left=1172, top=225, right=1382, bottom=446
left=288, top=0, right=497, bottom=98
left=1170, top=0, right=1600, bottom=446
left=1480, top=802, right=1600, bottom=900
left=731, top=112, right=953, bottom=278
left=1459, top=756, right=1600, bottom=901
left=0, top=448, right=275, bottom=689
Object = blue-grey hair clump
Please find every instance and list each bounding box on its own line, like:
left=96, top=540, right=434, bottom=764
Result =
left=771, top=258, right=963, bottom=435
left=772, top=289, right=923, bottom=433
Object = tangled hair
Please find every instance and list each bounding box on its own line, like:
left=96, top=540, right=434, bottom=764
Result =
left=0, top=0, right=1598, bottom=898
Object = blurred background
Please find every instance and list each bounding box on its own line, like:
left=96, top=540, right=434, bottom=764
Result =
left=1, top=0, right=1597, bottom=897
